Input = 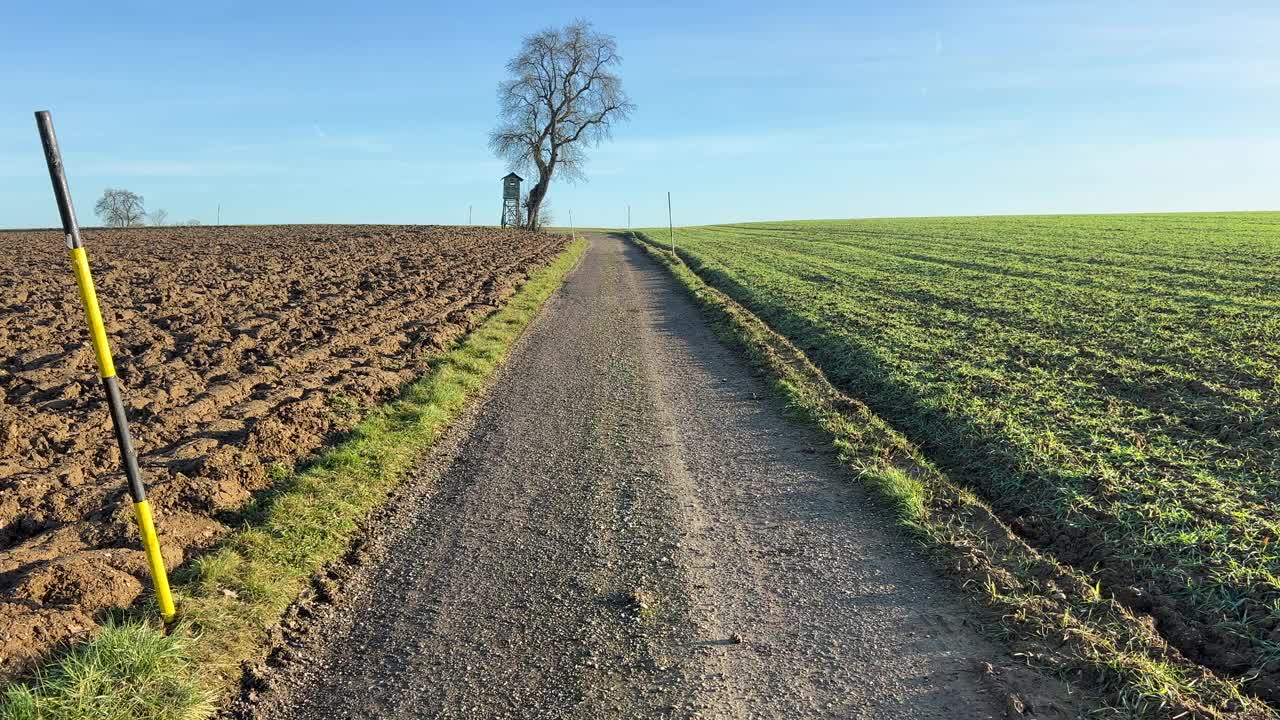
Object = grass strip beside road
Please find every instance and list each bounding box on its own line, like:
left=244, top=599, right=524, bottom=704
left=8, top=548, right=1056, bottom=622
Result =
left=630, top=231, right=1268, bottom=719
left=1, top=238, right=587, bottom=720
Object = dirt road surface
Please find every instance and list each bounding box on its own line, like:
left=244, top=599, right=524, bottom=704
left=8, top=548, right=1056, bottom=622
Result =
left=236, top=233, right=1092, bottom=719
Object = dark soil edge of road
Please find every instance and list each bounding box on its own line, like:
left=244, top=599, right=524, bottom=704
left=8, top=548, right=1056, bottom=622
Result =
left=2, top=238, right=588, bottom=720
left=630, top=231, right=1268, bottom=720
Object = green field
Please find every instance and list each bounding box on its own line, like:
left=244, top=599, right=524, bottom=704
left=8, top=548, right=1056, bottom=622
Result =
left=646, top=213, right=1280, bottom=697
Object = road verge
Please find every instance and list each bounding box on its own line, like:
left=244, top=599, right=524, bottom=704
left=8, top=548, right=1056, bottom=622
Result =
left=629, top=231, right=1265, bottom=720
left=1, top=238, right=587, bottom=720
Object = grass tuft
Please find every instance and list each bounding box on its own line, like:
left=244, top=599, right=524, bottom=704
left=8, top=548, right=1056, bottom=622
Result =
left=853, top=463, right=927, bottom=524
left=0, top=620, right=214, bottom=720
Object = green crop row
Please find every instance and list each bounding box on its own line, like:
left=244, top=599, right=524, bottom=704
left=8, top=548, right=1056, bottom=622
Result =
left=647, top=213, right=1280, bottom=702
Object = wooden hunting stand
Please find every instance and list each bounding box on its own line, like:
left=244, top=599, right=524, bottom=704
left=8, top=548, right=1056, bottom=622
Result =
left=501, top=172, right=522, bottom=228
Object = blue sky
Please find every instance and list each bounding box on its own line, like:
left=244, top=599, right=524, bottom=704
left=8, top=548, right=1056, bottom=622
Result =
left=1, top=1, right=1277, bottom=228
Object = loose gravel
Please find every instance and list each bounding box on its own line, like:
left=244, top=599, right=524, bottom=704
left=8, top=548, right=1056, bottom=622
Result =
left=231, top=233, right=1094, bottom=719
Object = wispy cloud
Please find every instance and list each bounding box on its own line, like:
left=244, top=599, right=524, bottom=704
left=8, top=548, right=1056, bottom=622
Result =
left=596, top=122, right=999, bottom=164
left=52, top=128, right=402, bottom=182
left=306, top=126, right=393, bottom=153
left=978, top=57, right=1280, bottom=92
left=76, top=160, right=283, bottom=177
left=390, top=158, right=507, bottom=186
left=0, top=158, right=41, bottom=179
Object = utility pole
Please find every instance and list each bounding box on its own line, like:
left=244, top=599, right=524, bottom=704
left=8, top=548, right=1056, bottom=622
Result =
left=627, top=204, right=631, bottom=229
left=216, top=203, right=221, bottom=226
left=469, top=205, right=472, bottom=226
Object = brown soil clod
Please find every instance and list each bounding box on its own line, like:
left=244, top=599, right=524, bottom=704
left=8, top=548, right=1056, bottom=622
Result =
left=0, top=223, right=568, bottom=680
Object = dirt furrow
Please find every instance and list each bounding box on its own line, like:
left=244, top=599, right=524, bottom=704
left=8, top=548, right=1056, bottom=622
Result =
left=0, top=224, right=568, bottom=680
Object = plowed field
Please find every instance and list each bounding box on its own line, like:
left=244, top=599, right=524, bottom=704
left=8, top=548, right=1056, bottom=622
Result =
left=0, top=224, right=568, bottom=679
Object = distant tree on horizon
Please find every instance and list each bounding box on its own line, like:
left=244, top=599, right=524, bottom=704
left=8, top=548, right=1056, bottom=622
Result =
left=490, top=20, right=634, bottom=231
left=148, top=208, right=169, bottom=226
left=94, top=188, right=146, bottom=228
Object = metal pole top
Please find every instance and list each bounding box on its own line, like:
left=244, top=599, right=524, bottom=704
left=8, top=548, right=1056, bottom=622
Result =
left=34, top=111, right=83, bottom=249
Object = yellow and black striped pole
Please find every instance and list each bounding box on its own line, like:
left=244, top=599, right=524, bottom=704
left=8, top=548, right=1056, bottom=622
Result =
left=35, top=111, right=175, bottom=622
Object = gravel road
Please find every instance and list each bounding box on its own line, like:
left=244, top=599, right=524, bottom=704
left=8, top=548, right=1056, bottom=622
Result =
left=235, top=233, right=1092, bottom=719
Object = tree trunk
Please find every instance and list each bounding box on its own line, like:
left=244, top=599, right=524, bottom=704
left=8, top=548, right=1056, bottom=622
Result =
left=525, top=175, right=550, bottom=231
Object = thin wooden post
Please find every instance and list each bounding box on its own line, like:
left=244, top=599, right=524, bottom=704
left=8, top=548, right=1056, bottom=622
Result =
left=668, top=192, right=674, bottom=255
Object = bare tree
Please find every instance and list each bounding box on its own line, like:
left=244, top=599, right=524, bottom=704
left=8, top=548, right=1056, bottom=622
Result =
left=148, top=208, right=169, bottom=227
left=490, top=21, right=634, bottom=230
left=94, top=188, right=147, bottom=228
left=185, top=219, right=202, bottom=226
